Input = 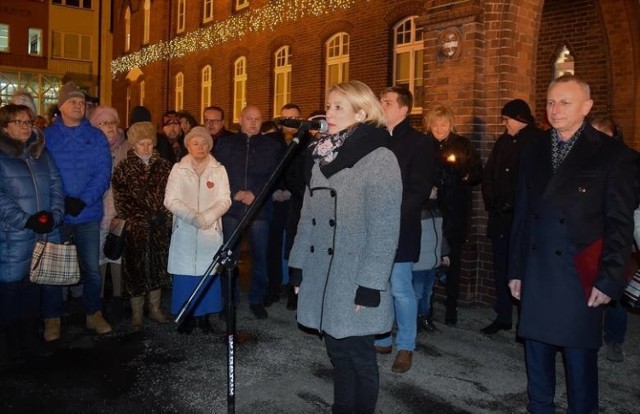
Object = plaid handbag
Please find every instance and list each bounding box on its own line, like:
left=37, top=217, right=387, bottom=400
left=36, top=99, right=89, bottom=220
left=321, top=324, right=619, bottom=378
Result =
left=29, top=238, right=81, bottom=285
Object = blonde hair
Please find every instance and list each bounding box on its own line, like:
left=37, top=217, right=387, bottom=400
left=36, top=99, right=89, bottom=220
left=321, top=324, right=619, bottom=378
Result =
left=328, top=80, right=386, bottom=127
left=425, top=104, right=456, bottom=133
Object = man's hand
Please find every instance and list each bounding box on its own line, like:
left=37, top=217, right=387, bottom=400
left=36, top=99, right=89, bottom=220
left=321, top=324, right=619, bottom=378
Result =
left=587, top=287, right=611, bottom=307
left=509, top=279, right=521, bottom=299
left=233, top=190, right=255, bottom=205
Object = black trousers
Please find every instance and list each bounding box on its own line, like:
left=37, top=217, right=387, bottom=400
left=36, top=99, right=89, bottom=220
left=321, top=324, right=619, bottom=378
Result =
left=491, top=234, right=513, bottom=324
left=324, top=333, right=378, bottom=414
left=0, top=277, right=41, bottom=326
left=444, top=238, right=463, bottom=313
left=267, top=200, right=289, bottom=296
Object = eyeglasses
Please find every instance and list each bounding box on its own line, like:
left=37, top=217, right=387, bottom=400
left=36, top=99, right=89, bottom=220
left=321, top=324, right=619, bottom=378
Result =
left=98, top=121, right=119, bottom=127
left=204, top=119, right=223, bottom=125
left=8, top=120, right=33, bottom=127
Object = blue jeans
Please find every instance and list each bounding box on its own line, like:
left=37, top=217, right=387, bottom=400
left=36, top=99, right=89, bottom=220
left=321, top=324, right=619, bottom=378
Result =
left=222, top=217, right=270, bottom=305
left=603, top=299, right=627, bottom=344
left=43, top=221, right=103, bottom=317
left=413, top=268, right=436, bottom=316
left=374, top=262, right=416, bottom=351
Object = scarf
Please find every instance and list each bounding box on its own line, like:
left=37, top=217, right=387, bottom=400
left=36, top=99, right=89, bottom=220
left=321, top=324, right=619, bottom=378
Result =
left=311, top=123, right=360, bottom=166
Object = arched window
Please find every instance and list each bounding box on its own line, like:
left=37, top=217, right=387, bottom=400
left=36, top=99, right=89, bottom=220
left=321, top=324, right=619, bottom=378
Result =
left=233, top=56, right=247, bottom=123
left=554, top=46, right=574, bottom=79
left=201, top=65, right=212, bottom=122
left=124, top=7, right=131, bottom=52
left=325, top=33, right=349, bottom=91
left=203, top=0, right=213, bottom=23
left=273, top=46, right=291, bottom=117
left=175, top=72, right=184, bottom=111
left=177, top=0, right=186, bottom=34
left=143, top=0, right=151, bottom=45
left=139, top=80, right=145, bottom=106
left=393, top=16, right=423, bottom=112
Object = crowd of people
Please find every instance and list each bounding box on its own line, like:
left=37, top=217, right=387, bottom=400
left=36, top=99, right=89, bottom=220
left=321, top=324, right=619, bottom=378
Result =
left=0, top=75, right=638, bottom=414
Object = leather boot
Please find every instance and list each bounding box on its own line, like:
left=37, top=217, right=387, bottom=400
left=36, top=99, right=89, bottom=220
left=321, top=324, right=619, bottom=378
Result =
left=86, top=311, right=112, bottom=334
left=148, top=289, right=168, bottom=323
left=391, top=350, right=413, bottom=373
left=43, top=318, right=61, bottom=342
left=130, top=296, right=145, bottom=329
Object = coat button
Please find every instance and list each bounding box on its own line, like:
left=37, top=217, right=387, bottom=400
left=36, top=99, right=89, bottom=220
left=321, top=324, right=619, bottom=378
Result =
left=578, top=186, right=587, bottom=193
left=312, top=219, right=316, bottom=225
left=329, top=219, right=335, bottom=227
left=310, top=245, right=315, bottom=253
left=330, top=190, right=336, bottom=197
left=555, top=250, right=562, bottom=256
left=327, top=248, right=333, bottom=255
left=505, top=168, right=510, bottom=172
left=531, top=243, right=537, bottom=250
left=309, top=190, right=313, bottom=197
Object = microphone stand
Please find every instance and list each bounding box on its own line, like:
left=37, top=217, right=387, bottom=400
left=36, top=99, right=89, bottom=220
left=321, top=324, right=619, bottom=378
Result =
left=175, top=126, right=309, bottom=414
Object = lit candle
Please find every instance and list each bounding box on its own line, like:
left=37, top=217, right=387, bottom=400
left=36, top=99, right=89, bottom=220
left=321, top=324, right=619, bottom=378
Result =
left=446, top=153, right=456, bottom=163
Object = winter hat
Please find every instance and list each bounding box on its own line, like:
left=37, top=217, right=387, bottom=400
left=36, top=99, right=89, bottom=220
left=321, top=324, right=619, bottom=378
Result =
left=184, top=126, right=213, bottom=149
left=10, top=90, right=38, bottom=115
left=501, top=99, right=535, bottom=125
left=130, top=106, right=152, bottom=125
left=57, top=81, right=85, bottom=107
left=127, top=122, right=157, bottom=146
left=89, top=106, right=120, bottom=128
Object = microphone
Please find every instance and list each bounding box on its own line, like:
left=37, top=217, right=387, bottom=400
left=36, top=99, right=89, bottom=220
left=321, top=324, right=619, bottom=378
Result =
left=277, top=118, right=329, bottom=133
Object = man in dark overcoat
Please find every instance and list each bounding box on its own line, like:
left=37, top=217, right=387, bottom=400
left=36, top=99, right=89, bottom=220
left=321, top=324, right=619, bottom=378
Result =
left=508, top=74, right=638, bottom=413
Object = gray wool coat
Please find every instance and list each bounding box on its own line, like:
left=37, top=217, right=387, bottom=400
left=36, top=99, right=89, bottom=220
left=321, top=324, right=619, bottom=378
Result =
left=288, top=146, right=402, bottom=339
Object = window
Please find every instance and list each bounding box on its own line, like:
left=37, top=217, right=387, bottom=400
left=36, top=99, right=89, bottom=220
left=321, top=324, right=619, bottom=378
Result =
left=273, top=46, right=292, bottom=117
left=124, top=7, right=131, bottom=52
left=201, top=65, right=212, bottom=122
left=175, top=72, right=184, bottom=111
left=52, top=31, right=91, bottom=61
left=28, top=28, right=43, bottom=56
left=233, top=57, right=247, bottom=123
left=140, top=80, right=145, bottom=106
left=393, top=16, right=424, bottom=112
left=143, top=0, right=151, bottom=45
left=177, top=0, right=186, bottom=34
left=325, top=33, right=349, bottom=91
left=52, top=0, right=92, bottom=9
left=235, top=0, right=249, bottom=11
left=0, top=24, right=8, bottom=53
left=554, top=46, right=574, bottom=79
left=203, top=0, right=213, bottom=23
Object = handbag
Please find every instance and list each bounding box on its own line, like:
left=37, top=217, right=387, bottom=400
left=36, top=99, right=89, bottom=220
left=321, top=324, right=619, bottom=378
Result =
left=103, top=218, right=126, bottom=260
left=623, top=269, right=640, bottom=308
left=29, top=238, right=81, bottom=285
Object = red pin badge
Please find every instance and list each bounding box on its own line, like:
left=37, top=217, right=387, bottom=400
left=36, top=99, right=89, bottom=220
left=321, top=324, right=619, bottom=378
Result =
left=206, top=180, right=214, bottom=189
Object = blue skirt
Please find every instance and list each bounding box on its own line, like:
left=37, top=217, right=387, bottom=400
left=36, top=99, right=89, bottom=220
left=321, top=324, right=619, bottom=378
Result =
left=171, top=274, right=223, bottom=316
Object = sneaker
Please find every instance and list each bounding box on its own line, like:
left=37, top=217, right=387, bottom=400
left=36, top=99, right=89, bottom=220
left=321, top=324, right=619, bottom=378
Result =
left=86, top=311, right=112, bottom=334
left=418, top=315, right=439, bottom=333
left=606, top=342, right=623, bottom=362
left=250, top=304, right=268, bottom=319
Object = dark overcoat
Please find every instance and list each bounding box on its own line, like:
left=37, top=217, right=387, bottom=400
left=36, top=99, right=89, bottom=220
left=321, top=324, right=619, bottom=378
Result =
left=509, top=123, right=637, bottom=349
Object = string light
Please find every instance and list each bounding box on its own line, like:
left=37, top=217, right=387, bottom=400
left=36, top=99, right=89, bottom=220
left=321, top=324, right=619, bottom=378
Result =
left=111, top=0, right=365, bottom=76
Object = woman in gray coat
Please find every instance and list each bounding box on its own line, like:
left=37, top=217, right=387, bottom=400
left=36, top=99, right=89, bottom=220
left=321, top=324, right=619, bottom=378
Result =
left=288, top=80, right=402, bottom=414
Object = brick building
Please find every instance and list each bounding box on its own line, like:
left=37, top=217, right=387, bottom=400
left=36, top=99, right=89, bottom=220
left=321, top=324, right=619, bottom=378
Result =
left=110, top=0, right=640, bottom=305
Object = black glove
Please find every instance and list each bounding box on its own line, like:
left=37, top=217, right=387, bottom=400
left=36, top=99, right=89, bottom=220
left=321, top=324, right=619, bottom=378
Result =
left=289, top=267, right=303, bottom=287
left=354, top=286, right=380, bottom=308
left=65, top=197, right=86, bottom=217
left=24, top=211, right=55, bottom=234
left=148, top=212, right=167, bottom=229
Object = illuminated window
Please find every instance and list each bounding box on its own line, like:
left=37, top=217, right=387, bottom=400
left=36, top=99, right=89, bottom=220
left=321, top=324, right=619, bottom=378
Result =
left=177, top=0, right=186, bottom=34
left=124, top=7, right=131, bottom=52
left=201, top=65, right=212, bottom=122
left=52, top=31, right=91, bottom=61
left=140, top=80, right=145, bottom=106
left=326, top=33, right=349, bottom=91
left=0, top=24, right=9, bottom=53
left=52, top=0, right=92, bottom=9
left=175, top=72, right=184, bottom=111
left=143, top=0, right=151, bottom=45
left=273, top=46, right=292, bottom=117
left=233, top=57, right=247, bottom=123
left=235, top=0, right=249, bottom=11
left=28, top=28, right=43, bottom=56
left=393, top=16, right=424, bottom=112
left=203, top=0, right=213, bottom=23
left=554, top=46, right=575, bottom=79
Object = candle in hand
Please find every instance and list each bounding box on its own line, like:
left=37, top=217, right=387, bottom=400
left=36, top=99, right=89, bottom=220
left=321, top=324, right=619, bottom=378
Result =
left=446, top=153, right=456, bottom=163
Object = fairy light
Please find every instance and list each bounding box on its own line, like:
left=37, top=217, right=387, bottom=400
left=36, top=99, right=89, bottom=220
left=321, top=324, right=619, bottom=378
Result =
left=111, top=0, right=365, bottom=76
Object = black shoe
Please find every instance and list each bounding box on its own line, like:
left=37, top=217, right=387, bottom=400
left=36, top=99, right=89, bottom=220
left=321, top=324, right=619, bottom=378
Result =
left=263, top=294, right=280, bottom=308
left=286, top=288, right=298, bottom=311
left=177, top=316, right=196, bottom=334
left=480, top=320, right=512, bottom=335
left=250, top=304, right=268, bottom=319
left=445, top=308, right=457, bottom=326
left=197, top=316, right=214, bottom=334
left=418, top=315, right=438, bottom=333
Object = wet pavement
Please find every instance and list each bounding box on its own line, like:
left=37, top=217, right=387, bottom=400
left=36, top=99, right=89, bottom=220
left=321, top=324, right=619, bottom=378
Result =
left=1, top=296, right=639, bottom=414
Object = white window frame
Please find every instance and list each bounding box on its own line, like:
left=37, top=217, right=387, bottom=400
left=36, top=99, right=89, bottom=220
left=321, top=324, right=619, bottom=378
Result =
left=0, top=24, right=9, bottom=53
left=143, top=0, right=151, bottom=45
left=124, top=7, right=131, bottom=52
left=175, top=72, right=184, bottom=111
left=233, top=57, right=247, bottom=123
left=28, top=28, right=43, bottom=56
left=235, top=0, right=249, bottom=11
left=52, top=31, right=91, bottom=61
left=201, top=65, right=212, bottom=122
left=273, top=46, right=292, bottom=118
left=554, top=45, right=575, bottom=79
left=393, top=16, right=424, bottom=113
left=52, top=0, right=93, bottom=9
left=325, top=32, right=349, bottom=92
left=140, top=80, right=145, bottom=106
left=177, top=0, right=186, bottom=34
left=203, top=0, right=214, bottom=23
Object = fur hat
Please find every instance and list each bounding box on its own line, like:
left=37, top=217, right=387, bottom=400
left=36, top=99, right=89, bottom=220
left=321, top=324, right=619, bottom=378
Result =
left=127, top=122, right=157, bottom=146
left=10, top=90, right=38, bottom=116
left=130, top=106, right=152, bottom=125
left=501, top=99, right=535, bottom=125
left=57, top=82, right=85, bottom=107
left=184, top=126, right=213, bottom=149
left=89, top=106, right=120, bottom=128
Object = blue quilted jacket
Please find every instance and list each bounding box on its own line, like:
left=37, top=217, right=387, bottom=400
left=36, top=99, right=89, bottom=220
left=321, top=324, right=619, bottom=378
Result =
left=0, top=129, right=64, bottom=283
left=44, top=118, right=111, bottom=224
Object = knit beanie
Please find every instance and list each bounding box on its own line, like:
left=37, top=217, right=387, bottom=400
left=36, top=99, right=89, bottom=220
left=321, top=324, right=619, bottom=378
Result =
left=127, top=122, right=157, bottom=146
left=57, top=82, right=85, bottom=107
left=501, top=99, right=535, bottom=125
left=130, top=106, right=152, bottom=125
left=184, top=126, right=213, bottom=149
